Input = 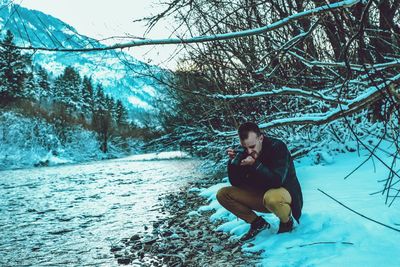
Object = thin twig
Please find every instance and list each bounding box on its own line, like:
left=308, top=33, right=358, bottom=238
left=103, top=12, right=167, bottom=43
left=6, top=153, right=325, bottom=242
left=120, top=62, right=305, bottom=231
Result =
left=318, top=189, right=400, bottom=233
left=286, top=241, right=354, bottom=250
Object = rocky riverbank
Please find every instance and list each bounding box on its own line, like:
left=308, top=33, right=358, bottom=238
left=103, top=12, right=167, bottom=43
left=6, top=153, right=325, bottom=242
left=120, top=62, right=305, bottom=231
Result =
left=110, top=172, right=262, bottom=266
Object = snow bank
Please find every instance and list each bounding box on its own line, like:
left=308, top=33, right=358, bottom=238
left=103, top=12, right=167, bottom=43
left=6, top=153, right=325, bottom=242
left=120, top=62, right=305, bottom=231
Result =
left=0, top=111, right=143, bottom=170
left=195, top=139, right=400, bottom=266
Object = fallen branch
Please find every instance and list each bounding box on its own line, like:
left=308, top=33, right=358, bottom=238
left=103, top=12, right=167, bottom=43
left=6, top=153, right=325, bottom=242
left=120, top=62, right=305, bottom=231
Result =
left=2, top=0, right=361, bottom=52
left=286, top=241, right=354, bottom=249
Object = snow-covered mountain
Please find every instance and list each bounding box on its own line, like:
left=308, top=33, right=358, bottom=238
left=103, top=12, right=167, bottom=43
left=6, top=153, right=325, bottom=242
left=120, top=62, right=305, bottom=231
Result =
left=0, top=3, right=168, bottom=124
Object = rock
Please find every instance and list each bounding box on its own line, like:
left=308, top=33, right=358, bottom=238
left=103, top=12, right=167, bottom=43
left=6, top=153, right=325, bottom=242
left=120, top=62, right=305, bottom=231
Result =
left=31, top=247, right=40, bottom=252
left=232, top=246, right=241, bottom=253
left=220, top=233, right=229, bottom=240
left=183, top=218, right=193, bottom=224
left=110, top=245, right=124, bottom=252
left=48, top=229, right=73, bottom=235
left=193, top=241, right=203, bottom=249
left=143, top=236, right=158, bottom=244
left=212, top=245, right=223, bottom=253
left=34, top=159, right=49, bottom=167
left=170, top=233, right=180, bottom=239
left=177, top=200, right=185, bottom=208
left=210, top=237, right=219, bottom=243
left=121, top=237, right=129, bottom=244
left=130, top=234, right=141, bottom=242
left=161, top=230, right=173, bottom=237
left=113, top=252, right=123, bottom=258
left=143, top=243, right=152, bottom=252
left=131, top=241, right=142, bottom=249
left=117, top=257, right=131, bottom=264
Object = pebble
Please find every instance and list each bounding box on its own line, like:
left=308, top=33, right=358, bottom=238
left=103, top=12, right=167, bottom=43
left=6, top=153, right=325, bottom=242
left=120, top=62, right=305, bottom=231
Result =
left=212, top=245, right=223, bottom=252
left=130, top=234, right=141, bottom=242
left=110, top=245, right=123, bottom=252
left=117, top=257, right=131, bottom=264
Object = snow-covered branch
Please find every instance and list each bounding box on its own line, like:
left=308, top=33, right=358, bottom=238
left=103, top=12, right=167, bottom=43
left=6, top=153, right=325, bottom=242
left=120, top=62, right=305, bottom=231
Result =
left=3, top=0, right=361, bottom=52
left=209, top=86, right=346, bottom=104
left=291, top=52, right=400, bottom=71
left=216, top=73, right=400, bottom=137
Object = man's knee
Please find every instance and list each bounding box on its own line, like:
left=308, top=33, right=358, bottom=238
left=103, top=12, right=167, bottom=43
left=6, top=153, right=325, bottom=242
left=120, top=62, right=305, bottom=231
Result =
left=216, top=186, right=232, bottom=204
left=263, top=189, right=284, bottom=208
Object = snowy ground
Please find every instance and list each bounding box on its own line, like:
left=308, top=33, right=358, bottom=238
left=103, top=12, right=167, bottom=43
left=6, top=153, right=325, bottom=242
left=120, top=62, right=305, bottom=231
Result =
left=0, top=111, right=147, bottom=170
left=196, top=140, right=400, bottom=266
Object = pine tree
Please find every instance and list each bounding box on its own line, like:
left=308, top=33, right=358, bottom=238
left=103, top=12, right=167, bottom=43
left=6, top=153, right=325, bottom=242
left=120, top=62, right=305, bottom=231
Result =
left=104, top=94, right=115, bottom=117
left=23, top=71, right=36, bottom=99
left=53, top=66, right=82, bottom=114
left=92, top=83, right=112, bottom=152
left=62, top=66, right=82, bottom=113
left=115, top=99, right=128, bottom=126
left=33, top=66, right=51, bottom=107
left=91, top=82, right=120, bottom=152
left=52, top=75, right=64, bottom=103
left=92, top=108, right=112, bottom=153
left=82, top=76, right=94, bottom=114
left=0, top=30, right=31, bottom=102
left=94, top=83, right=106, bottom=112
left=37, top=66, right=50, bottom=96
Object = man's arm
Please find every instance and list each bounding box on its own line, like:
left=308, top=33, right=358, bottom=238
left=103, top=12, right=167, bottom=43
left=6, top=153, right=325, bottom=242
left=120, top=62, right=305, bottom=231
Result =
left=251, top=141, right=290, bottom=188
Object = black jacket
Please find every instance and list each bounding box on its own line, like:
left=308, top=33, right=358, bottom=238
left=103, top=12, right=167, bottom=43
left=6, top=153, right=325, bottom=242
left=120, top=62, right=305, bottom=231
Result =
left=227, top=135, right=303, bottom=224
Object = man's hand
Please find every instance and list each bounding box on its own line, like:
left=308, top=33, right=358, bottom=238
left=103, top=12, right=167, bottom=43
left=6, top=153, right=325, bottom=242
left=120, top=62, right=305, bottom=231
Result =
left=226, top=148, right=236, bottom=160
left=240, top=155, right=256, bottom=166
left=248, top=151, right=258, bottom=160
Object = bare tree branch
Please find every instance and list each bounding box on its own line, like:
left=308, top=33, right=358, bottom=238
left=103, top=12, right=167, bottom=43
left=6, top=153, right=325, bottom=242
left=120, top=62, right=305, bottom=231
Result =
left=216, top=73, right=400, bottom=137
left=209, top=86, right=346, bottom=104
left=0, top=0, right=361, bottom=52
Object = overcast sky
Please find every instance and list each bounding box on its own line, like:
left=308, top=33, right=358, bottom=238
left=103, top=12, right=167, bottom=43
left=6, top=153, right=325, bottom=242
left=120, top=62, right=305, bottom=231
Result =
left=20, top=0, right=184, bottom=70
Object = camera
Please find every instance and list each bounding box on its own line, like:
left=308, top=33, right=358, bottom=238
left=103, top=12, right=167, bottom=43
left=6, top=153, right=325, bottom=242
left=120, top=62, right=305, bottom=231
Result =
left=231, top=147, right=248, bottom=166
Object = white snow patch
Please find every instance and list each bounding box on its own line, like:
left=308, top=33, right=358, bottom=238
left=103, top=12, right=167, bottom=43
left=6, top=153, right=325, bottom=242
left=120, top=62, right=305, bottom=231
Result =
left=195, top=139, right=400, bottom=266
left=188, top=211, right=200, bottom=217
left=127, top=96, right=153, bottom=110
left=141, top=84, right=157, bottom=97
left=188, top=187, right=202, bottom=193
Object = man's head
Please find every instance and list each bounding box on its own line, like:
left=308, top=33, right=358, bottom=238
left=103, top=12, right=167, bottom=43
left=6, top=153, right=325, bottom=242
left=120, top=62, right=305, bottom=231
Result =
left=238, top=122, right=264, bottom=158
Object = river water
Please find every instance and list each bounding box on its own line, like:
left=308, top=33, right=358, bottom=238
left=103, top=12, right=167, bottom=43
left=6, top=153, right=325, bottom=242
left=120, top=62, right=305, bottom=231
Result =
left=0, top=155, right=203, bottom=266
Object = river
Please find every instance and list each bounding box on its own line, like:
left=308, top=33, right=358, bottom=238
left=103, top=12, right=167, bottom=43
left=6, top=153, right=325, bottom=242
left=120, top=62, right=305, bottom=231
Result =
left=0, top=154, right=203, bottom=266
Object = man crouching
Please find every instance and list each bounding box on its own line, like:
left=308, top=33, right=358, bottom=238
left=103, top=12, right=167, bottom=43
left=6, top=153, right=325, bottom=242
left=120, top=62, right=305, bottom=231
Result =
left=216, top=122, right=303, bottom=242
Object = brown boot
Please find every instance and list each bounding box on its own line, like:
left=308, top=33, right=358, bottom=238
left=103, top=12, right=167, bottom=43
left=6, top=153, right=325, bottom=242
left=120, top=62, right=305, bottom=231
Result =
left=277, top=215, right=294, bottom=234
left=240, top=216, right=270, bottom=242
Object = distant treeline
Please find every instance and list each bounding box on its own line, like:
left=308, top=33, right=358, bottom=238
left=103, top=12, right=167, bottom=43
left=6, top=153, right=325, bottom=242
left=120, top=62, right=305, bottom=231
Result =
left=0, top=30, right=158, bottom=152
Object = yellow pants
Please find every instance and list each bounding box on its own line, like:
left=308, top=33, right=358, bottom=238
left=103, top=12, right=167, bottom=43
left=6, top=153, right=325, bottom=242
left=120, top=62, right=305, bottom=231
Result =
left=216, top=186, right=292, bottom=224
